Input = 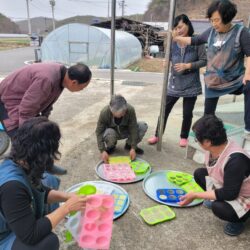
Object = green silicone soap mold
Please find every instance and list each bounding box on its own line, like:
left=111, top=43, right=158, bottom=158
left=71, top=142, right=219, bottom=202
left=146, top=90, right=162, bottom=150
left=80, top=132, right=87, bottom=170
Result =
left=167, top=171, right=193, bottom=186
left=130, top=161, right=150, bottom=174
left=140, top=205, right=176, bottom=225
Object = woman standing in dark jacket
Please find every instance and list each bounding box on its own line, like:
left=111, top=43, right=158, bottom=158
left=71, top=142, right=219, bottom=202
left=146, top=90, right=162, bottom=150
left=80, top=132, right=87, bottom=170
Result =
left=174, top=0, right=250, bottom=133
left=148, top=14, right=207, bottom=147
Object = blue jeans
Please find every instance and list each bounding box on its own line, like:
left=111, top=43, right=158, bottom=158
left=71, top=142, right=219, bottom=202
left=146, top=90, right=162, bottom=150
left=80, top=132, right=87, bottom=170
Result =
left=42, top=173, right=60, bottom=213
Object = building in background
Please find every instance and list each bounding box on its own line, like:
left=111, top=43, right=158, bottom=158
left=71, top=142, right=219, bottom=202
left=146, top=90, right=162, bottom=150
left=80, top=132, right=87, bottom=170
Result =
left=92, top=18, right=165, bottom=55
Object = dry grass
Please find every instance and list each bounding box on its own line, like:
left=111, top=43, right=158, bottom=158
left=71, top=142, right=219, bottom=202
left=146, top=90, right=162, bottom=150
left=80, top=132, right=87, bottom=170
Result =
left=128, top=57, right=207, bottom=73
left=128, top=57, right=165, bottom=73
left=0, top=38, right=30, bottom=51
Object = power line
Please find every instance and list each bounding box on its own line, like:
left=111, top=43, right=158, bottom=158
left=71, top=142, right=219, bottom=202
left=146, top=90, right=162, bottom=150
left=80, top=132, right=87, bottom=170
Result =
left=7, top=16, right=28, bottom=20
left=118, top=0, right=126, bottom=17
left=68, top=0, right=109, bottom=9
left=30, top=1, right=50, bottom=12
left=33, top=0, right=50, bottom=9
left=68, top=0, right=108, bottom=3
left=5, top=0, right=147, bottom=23
left=126, top=6, right=141, bottom=13
left=32, top=0, right=77, bottom=15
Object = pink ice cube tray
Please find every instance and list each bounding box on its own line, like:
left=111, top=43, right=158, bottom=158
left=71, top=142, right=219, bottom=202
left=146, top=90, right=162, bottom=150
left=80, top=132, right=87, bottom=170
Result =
left=78, top=194, right=114, bottom=250
left=103, top=163, right=136, bottom=182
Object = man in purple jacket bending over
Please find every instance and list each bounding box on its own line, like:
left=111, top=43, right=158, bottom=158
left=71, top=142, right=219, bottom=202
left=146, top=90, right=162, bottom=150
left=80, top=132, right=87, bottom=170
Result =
left=0, top=62, right=92, bottom=176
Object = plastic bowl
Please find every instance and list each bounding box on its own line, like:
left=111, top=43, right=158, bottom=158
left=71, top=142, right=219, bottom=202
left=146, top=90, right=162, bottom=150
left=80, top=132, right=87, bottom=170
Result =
left=77, top=185, right=97, bottom=195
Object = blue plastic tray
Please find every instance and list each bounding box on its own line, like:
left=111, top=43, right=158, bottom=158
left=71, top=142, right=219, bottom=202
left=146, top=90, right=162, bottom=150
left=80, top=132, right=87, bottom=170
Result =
left=143, top=170, right=203, bottom=207
left=156, top=188, right=186, bottom=203
left=113, top=192, right=128, bottom=214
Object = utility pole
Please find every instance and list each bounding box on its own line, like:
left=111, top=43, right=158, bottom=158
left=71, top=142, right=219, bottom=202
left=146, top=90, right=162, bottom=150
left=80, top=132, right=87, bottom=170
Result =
left=25, top=0, right=32, bottom=35
left=49, top=0, right=56, bottom=30
left=157, top=0, right=176, bottom=151
left=119, top=0, right=126, bottom=17
left=44, top=17, right=48, bottom=32
left=108, top=0, right=110, bottom=19
left=110, top=0, right=116, bottom=96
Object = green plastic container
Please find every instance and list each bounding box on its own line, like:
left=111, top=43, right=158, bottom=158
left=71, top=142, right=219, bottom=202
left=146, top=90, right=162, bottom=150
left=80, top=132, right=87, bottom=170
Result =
left=140, top=205, right=176, bottom=225
left=64, top=230, right=73, bottom=243
left=181, top=181, right=204, bottom=193
left=166, top=171, right=193, bottom=186
left=181, top=181, right=204, bottom=202
left=77, top=184, right=97, bottom=195
left=130, top=161, right=150, bottom=174
left=69, top=185, right=97, bottom=216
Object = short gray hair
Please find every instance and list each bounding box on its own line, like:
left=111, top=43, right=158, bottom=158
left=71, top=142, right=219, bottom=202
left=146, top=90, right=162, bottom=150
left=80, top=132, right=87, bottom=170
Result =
left=109, top=95, right=127, bottom=113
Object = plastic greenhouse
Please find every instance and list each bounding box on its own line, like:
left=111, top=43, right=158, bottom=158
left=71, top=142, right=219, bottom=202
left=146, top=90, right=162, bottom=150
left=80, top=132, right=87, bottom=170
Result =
left=41, top=23, right=142, bottom=68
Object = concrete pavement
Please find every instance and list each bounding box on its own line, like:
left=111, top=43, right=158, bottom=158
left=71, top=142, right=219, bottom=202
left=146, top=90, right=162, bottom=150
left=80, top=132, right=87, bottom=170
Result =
left=0, top=47, right=249, bottom=249
left=48, top=77, right=249, bottom=250
left=0, top=47, right=35, bottom=75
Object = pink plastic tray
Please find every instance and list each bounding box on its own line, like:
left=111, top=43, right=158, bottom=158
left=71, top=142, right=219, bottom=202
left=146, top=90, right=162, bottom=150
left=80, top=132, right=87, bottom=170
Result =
left=103, top=163, right=136, bottom=182
left=78, top=195, right=114, bottom=249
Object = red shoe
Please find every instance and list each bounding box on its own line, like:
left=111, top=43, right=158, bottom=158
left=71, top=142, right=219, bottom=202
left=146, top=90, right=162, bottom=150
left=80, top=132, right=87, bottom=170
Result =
left=179, top=138, right=188, bottom=147
left=148, top=136, right=159, bottom=145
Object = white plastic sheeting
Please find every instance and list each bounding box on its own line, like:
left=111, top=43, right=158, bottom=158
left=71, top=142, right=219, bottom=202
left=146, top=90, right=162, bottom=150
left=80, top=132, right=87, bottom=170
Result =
left=41, top=23, right=142, bottom=68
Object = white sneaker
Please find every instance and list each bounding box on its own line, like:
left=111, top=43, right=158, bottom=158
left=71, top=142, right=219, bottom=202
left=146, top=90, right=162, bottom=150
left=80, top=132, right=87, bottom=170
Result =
left=244, top=129, right=250, bottom=135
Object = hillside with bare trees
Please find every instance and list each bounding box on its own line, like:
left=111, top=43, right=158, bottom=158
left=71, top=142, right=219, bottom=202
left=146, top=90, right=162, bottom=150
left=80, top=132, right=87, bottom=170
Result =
left=144, top=0, right=250, bottom=23
left=0, top=13, right=21, bottom=33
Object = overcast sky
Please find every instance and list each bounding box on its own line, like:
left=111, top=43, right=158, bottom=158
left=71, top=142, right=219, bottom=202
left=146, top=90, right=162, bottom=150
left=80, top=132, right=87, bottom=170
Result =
left=0, top=0, right=152, bottom=21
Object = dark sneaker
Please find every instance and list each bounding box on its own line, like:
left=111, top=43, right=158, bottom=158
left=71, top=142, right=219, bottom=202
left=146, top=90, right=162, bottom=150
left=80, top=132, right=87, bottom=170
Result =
left=124, top=143, right=131, bottom=150
left=124, top=143, right=144, bottom=154
left=224, top=222, right=244, bottom=236
left=48, top=165, right=67, bottom=175
left=106, top=146, right=116, bottom=154
left=135, top=147, right=144, bottom=155
left=203, top=200, right=212, bottom=209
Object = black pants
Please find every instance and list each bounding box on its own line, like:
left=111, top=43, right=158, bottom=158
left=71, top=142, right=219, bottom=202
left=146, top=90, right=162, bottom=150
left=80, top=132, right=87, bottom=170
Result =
left=244, top=83, right=250, bottom=131
left=0, top=100, right=17, bottom=138
left=194, top=168, right=250, bottom=223
left=12, top=232, right=59, bottom=250
left=155, top=95, right=197, bottom=139
left=204, top=84, right=250, bottom=130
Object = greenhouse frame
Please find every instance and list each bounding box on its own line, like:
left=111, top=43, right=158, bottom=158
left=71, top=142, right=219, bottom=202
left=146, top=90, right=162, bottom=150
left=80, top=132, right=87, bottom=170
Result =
left=41, top=23, right=142, bottom=68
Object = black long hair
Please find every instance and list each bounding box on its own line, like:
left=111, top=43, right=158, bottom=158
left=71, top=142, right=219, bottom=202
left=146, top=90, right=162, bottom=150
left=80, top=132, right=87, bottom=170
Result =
left=174, top=14, right=194, bottom=36
left=9, top=117, right=61, bottom=186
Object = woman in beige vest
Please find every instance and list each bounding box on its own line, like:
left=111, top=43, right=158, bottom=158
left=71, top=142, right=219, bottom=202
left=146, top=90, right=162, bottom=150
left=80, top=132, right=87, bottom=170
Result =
left=179, top=115, right=250, bottom=236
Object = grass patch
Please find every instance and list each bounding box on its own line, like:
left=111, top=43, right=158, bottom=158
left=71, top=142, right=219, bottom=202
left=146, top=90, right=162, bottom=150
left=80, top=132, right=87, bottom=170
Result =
left=128, top=58, right=165, bottom=73
left=0, top=38, right=30, bottom=50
